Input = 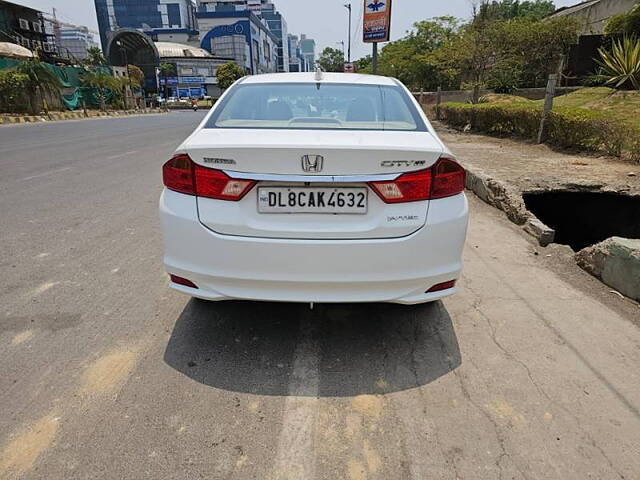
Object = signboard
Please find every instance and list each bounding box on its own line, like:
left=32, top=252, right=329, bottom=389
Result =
left=180, top=76, right=205, bottom=84
left=363, top=0, right=392, bottom=43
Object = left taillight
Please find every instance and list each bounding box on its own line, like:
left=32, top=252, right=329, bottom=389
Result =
left=163, top=153, right=195, bottom=195
left=368, top=156, right=466, bottom=204
left=162, top=154, right=255, bottom=201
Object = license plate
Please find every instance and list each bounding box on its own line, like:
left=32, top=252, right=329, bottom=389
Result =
left=258, top=187, right=368, bottom=214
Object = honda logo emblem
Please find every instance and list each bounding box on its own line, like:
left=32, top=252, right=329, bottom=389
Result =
left=301, top=155, right=324, bottom=173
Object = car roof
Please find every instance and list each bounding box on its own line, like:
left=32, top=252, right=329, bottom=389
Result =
left=240, top=72, right=400, bottom=86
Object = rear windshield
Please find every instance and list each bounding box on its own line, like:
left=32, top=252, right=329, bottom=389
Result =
left=205, top=83, right=426, bottom=131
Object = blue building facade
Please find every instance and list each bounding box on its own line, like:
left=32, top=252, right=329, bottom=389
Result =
left=94, top=0, right=197, bottom=51
left=196, top=10, right=278, bottom=75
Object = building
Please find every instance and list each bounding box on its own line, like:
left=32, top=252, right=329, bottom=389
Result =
left=299, top=34, right=315, bottom=70
left=44, top=17, right=99, bottom=61
left=156, top=41, right=232, bottom=97
left=260, top=3, right=288, bottom=72
left=196, top=9, right=278, bottom=74
left=0, top=0, right=57, bottom=58
left=548, top=0, right=638, bottom=35
left=287, top=33, right=309, bottom=72
left=94, top=0, right=198, bottom=51
left=196, top=0, right=288, bottom=71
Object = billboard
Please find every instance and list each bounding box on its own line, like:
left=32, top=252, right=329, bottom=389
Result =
left=363, top=0, right=392, bottom=43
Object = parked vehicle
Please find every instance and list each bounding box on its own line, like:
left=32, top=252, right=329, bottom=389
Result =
left=160, top=72, right=468, bottom=304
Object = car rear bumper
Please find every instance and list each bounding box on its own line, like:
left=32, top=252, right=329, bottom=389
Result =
left=159, top=189, right=468, bottom=304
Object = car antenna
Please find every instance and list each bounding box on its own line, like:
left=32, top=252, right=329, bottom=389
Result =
left=314, top=62, right=323, bottom=85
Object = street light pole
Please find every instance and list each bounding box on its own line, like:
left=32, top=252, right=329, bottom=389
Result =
left=116, top=40, right=130, bottom=110
left=343, top=3, right=352, bottom=63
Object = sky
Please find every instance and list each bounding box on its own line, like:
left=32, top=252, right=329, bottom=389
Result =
left=19, top=0, right=578, bottom=61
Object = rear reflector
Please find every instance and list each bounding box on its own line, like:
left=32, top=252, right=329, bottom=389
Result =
left=163, top=154, right=255, bottom=201
left=368, top=156, right=465, bottom=204
left=170, top=274, right=198, bottom=289
left=426, top=280, right=457, bottom=293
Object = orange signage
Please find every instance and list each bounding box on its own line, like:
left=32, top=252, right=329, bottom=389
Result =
left=363, top=0, right=392, bottom=43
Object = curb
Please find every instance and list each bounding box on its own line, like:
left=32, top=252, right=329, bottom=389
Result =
left=464, top=166, right=556, bottom=246
left=0, top=109, right=166, bottom=125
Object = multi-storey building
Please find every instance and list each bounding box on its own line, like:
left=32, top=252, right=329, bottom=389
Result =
left=44, top=17, right=99, bottom=61
left=94, top=0, right=198, bottom=51
left=259, top=2, right=287, bottom=72
left=287, top=33, right=308, bottom=72
left=0, top=0, right=57, bottom=58
left=196, top=0, right=288, bottom=72
left=196, top=9, right=278, bottom=74
left=299, top=33, right=315, bottom=70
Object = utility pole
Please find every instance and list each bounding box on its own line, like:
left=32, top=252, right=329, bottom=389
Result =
left=372, top=42, right=378, bottom=74
left=344, top=3, right=352, bottom=63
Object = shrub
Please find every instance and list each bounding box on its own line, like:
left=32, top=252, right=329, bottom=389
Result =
left=595, top=35, right=640, bottom=90
left=439, top=101, right=640, bottom=162
left=0, top=70, right=29, bottom=113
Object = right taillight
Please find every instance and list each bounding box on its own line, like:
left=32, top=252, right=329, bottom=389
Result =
left=162, top=154, right=255, bottom=201
left=368, top=156, right=465, bottom=204
left=430, top=156, right=466, bottom=199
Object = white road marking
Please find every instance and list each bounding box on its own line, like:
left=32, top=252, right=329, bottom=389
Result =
left=271, top=315, right=320, bottom=480
left=19, top=167, right=71, bottom=182
left=32, top=282, right=59, bottom=297
left=106, top=150, right=138, bottom=160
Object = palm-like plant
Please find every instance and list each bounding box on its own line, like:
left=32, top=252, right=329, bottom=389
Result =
left=81, top=71, right=117, bottom=111
left=84, top=46, right=107, bottom=67
left=13, top=57, right=63, bottom=115
left=595, top=36, right=640, bottom=90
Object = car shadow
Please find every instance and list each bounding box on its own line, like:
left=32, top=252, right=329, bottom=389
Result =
left=164, top=299, right=461, bottom=396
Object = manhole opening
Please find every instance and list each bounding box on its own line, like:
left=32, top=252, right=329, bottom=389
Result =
left=522, top=191, right=640, bottom=251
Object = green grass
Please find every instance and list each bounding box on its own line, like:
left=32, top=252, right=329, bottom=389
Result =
left=484, top=87, right=640, bottom=128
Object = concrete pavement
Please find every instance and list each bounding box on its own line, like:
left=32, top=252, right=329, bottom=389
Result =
left=1, top=112, right=639, bottom=479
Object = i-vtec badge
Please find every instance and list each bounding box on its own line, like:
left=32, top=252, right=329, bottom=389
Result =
left=203, top=157, right=236, bottom=165
left=381, top=160, right=427, bottom=168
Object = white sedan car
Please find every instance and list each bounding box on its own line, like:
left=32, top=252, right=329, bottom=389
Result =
left=160, top=72, right=468, bottom=304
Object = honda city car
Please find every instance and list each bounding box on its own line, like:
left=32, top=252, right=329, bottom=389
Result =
left=160, top=72, right=468, bottom=304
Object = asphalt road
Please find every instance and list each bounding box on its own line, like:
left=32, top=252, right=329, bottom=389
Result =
left=1, top=112, right=639, bottom=480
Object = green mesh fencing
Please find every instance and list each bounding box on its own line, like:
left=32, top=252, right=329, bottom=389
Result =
left=0, top=58, right=115, bottom=111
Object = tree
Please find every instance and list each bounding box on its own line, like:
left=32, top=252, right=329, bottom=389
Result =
left=159, top=62, right=176, bottom=102
left=13, top=58, right=63, bottom=115
left=127, top=64, right=144, bottom=87
left=369, top=16, right=461, bottom=89
left=216, top=62, right=245, bottom=90
left=81, top=71, right=117, bottom=111
left=475, top=0, right=556, bottom=22
left=355, top=54, right=372, bottom=73
left=605, top=3, right=640, bottom=36
left=84, top=46, right=106, bottom=67
left=318, top=47, right=344, bottom=72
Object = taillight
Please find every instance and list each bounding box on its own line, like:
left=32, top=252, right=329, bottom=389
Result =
left=163, top=154, right=195, bottom=195
left=430, top=157, right=466, bottom=199
left=368, top=156, right=465, bottom=204
left=193, top=165, right=255, bottom=201
left=162, top=154, right=255, bottom=201
left=369, top=169, right=432, bottom=203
